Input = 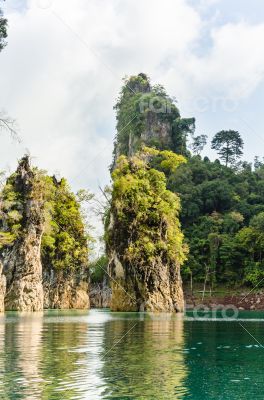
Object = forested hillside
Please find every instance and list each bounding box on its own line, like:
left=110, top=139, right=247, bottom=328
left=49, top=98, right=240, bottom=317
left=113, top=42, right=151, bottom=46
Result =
left=170, top=153, right=264, bottom=287
left=111, top=73, right=264, bottom=289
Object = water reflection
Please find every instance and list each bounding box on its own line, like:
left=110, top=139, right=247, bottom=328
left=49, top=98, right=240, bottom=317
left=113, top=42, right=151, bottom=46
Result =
left=0, top=311, right=93, bottom=399
left=101, top=313, right=189, bottom=399
left=182, top=318, right=264, bottom=399
left=40, top=312, right=89, bottom=399
left=0, top=310, right=264, bottom=399
left=0, top=313, right=44, bottom=399
left=17, top=313, right=43, bottom=399
left=0, top=310, right=190, bottom=399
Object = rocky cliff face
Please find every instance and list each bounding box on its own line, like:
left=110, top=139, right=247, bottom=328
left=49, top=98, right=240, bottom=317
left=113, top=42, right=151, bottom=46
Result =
left=43, top=268, right=90, bottom=309
left=0, top=262, right=6, bottom=312
left=0, top=156, right=91, bottom=312
left=107, top=74, right=193, bottom=312
left=3, top=157, right=44, bottom=311
left=89, top=277, right=111, bottom=308
left=112, top=73, right=193, bottom=169
left=107, top=218, right=184, bottom=313
left=106, top=151, right=186, bottom=312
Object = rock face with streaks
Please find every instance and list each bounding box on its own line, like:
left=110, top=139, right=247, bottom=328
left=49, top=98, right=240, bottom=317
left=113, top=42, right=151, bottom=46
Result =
left=0, top=156, right=91, bottom=311
left=89, top=277, right=111, bottom=308
left=107, top=215, right=184, bottom=313
left=106, top=74, right=193, bottom=312
left=0, top=262, right=6, bottom=312
left=3, top=157, right=44, bottom=311
left=43, top=267, right=90, bottom=309
left=112, top=73, right=194, bottom=169
left=106, top=151, right=186, bottom=313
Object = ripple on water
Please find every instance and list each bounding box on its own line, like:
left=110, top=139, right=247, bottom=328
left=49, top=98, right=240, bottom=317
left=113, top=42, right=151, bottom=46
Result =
left=0, top=309, right=263, bottom=399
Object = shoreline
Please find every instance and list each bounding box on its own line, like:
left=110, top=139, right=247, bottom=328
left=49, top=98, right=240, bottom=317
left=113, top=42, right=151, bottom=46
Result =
left=89, top=283, right=264, bottom=311
left=184, top=289, right=264, bottom=311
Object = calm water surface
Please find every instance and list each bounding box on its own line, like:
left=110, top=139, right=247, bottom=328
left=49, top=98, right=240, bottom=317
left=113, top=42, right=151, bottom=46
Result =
left=0, top=309, right=263, bottom=399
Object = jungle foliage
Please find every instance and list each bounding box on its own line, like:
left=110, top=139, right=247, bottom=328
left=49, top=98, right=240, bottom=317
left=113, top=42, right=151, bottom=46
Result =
left=110, top=73, right=264, bottom=288
left=112, top=73, right=195, bottom=167
left=170, top=154, right=264, bottom=287
left=105, top=147, right=187, bottom=271
left=0, top=164, right=92, bottom=271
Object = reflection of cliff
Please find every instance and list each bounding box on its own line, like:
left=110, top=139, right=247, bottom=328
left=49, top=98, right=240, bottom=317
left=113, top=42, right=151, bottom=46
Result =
left=0, top=319, right=8, bottom=397
left=1, top=313, right=43, bottom=399
left=101, top=314, right=189, bottom=399
left=16, top=313, right=44, bottom=399
left=0, top=312, right=90, bottom=399
left=40, top=313, right=88, bottom=399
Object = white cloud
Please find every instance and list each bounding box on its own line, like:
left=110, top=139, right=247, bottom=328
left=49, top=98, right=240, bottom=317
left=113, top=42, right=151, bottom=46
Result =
left=0, top=0, right=202, bottom=185
left=1, top=0, right=264, bottom=241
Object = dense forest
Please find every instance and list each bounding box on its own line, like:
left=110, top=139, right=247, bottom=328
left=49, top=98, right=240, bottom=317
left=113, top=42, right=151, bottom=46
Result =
left=109, top=73, right=264, bottom=290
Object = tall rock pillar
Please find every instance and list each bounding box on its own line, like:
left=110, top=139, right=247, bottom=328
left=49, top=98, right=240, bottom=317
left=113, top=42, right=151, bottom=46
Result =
left=4, top=157, right=44, bottom=311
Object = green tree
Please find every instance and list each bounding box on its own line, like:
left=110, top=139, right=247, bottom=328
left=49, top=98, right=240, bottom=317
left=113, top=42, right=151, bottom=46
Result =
left=110, top=74, right=264, bottom=289
left=0, top=1, right=7, bottom=52
left=0, top=7, right=20, bottom=141
left=191, top=134, right=207, bottom=155
left=41, top=176, right=92, bottom=271
left=89, top=255, right=108, bottom=283
left=211, top=130, right=244, bottom=166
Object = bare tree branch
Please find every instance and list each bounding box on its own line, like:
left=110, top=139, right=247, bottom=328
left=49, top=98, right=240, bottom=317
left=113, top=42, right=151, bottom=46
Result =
left=98, top=185, right=111, bottom=205
left=0, top=112, right=21, bottom=143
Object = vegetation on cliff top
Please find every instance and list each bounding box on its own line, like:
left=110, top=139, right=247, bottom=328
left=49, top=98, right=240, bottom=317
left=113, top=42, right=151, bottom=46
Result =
left=112, top=73, right=195, bottom=166
left=0, top=158, right=92, bottom=272
left=105, top=147, right=187, bottom=270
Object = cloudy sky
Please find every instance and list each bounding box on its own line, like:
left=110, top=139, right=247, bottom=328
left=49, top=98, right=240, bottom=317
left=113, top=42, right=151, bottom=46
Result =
left=1, top=0, right=264, bottom=240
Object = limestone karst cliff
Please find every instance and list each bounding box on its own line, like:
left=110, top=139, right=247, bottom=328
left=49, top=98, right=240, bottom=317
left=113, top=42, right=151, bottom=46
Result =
left=106, top=74, right=192, bottom=312
left=0, top=156, right=91, bottom=311
left=43, top=268, right=90, bottom=309
left=0, top=262, right=6, bottom=312
left=2, top=156, right=45, bottom=311
left=112, top=73, right=194, bottom=168
left=41, top=176, right=90, bottom=309
left=106, top=148, right=187, bottom=312
left=89, top=277, right=111, bottom=308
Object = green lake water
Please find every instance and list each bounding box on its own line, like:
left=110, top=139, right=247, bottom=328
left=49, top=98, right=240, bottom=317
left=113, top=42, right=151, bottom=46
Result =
left=0, top=309, right=263, bottom=399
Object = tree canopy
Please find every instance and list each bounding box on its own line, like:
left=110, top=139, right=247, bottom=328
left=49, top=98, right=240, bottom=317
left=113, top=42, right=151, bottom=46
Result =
left=211, top=130, right=244, bottom=166
left=191, top=134, right=207, bottom=155
left=0, top=2, right=7, bottom=52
